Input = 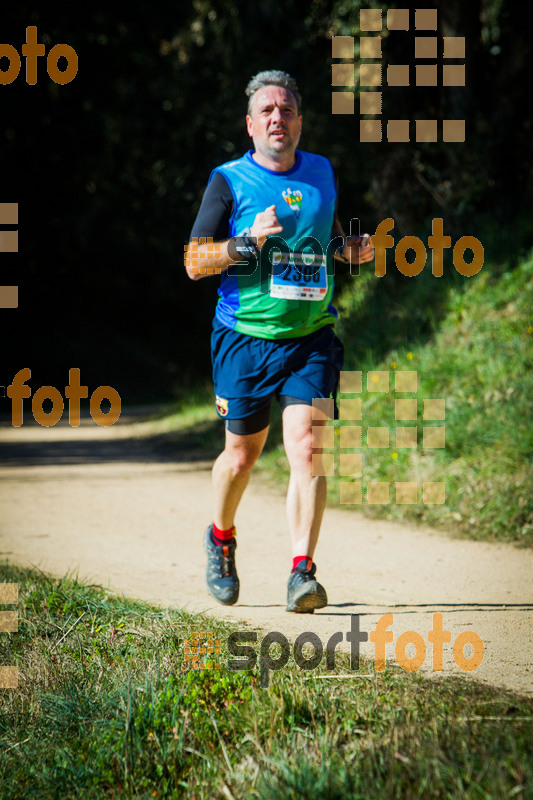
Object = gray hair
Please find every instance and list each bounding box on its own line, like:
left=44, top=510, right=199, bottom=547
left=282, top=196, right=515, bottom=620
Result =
left=245, top=70, right=301, bottom=115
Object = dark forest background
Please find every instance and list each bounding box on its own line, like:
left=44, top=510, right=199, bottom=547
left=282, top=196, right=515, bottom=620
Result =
left=1, top=0, right=531, bottom=404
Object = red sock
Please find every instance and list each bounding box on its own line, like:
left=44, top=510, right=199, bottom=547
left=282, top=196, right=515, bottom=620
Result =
left=292, top=555, right=312, bottom=572
left=212, top=523, right=236, bottom=546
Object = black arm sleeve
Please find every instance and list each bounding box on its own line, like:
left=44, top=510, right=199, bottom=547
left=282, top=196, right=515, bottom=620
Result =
left=189, top=172, right=234, bottom=242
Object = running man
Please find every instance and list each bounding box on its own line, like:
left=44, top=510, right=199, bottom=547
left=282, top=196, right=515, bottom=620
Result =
left=185, top=70, right=374, bottom=612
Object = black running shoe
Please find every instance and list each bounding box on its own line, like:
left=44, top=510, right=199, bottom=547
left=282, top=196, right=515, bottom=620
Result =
left=204, top=525, right=239, bottom=606
left=286, top=559, right=328, bottom=613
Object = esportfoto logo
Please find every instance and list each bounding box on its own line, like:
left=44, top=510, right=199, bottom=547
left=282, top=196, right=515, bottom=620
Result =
left=217, top=614, right=484, bottom=688
left=332, top=7, right=466, bottom=143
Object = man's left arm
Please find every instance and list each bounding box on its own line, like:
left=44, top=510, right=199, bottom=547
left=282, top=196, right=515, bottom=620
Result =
left=330, top=167, right=374, bottom=265
left=331, top=212, right=375, bottom=265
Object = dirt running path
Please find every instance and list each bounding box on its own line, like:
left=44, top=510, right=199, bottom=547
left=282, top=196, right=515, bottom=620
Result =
left=1, top=410, right=532, bottom=695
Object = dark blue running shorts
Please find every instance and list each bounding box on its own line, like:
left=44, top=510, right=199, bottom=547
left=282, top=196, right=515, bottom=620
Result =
left=211, top=316, right=344, bottom=434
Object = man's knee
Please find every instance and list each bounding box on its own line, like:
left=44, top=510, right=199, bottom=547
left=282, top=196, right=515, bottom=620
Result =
left=223, top=427, right=268, bottom=475
left=284, top=427, right=314, bottom=470
left=284, top=410, right=329, bottom=471
left=225, top=444, right=261, bottom=475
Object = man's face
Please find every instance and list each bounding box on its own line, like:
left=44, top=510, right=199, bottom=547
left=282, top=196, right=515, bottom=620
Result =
left=246, top=85, right=302, bottom=160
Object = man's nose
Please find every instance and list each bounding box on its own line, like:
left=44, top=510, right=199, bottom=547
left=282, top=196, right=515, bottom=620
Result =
left=270, top=106, right=282, bottom=122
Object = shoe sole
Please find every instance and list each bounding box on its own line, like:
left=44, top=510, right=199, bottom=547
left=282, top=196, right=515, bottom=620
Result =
left=207, top=587, right=239, bottom=606
left=286, top=585, right=328, bottom=613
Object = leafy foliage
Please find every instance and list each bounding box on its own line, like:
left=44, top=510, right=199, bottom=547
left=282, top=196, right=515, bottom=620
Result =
left=2, top=1, right=531, bottom=400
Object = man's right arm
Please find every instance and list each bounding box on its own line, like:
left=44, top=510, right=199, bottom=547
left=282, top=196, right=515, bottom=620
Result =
left=185, top=173, right=283, bottom=280
left=185, top=172, right=235, bottom=281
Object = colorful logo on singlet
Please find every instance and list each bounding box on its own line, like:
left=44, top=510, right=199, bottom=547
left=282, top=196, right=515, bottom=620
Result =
left=282, top=188, right=303, bottom=217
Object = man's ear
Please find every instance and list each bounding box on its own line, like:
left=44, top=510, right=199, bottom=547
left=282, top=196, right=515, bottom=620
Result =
left=246, top=114, right=253, bottom=137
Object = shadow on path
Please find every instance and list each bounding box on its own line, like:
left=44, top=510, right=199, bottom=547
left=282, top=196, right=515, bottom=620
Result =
left=0, top=419, right=224, bottom=469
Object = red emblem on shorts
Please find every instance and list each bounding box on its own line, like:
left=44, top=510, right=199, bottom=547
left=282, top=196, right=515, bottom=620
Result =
left=216, top=395, right=228, bottom=417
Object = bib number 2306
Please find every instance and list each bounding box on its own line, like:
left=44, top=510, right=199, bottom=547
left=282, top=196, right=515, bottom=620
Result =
left=270, top=252, right=328, bottom=301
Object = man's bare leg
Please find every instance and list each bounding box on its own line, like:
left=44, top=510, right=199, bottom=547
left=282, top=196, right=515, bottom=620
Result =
left=212, top=426, right=269, bottom=530
left=282, top=403, right=328, bottom=558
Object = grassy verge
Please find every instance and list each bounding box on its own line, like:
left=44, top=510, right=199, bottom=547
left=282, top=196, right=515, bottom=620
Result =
left=256, top=255, right=533, bottom=546
left=1, top=564, right=532, bottom=799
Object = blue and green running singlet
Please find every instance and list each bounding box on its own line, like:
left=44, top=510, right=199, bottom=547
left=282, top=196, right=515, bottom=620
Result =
left=211, top=150, right=338, bottom=339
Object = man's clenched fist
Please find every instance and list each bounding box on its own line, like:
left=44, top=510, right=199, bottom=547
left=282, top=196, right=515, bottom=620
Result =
left=250, top=204, right=284, bottom=248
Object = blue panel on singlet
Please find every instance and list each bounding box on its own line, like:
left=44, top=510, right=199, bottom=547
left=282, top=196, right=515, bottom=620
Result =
left=208, top=149, right=337, bottom=338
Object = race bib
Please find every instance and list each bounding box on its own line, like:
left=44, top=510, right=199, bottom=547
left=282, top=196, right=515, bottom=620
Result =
left=270, top=251, right=328, bottom=301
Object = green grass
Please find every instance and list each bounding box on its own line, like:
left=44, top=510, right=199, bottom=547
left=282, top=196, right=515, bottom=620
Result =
left=1, top=565, right=532, bottom=799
